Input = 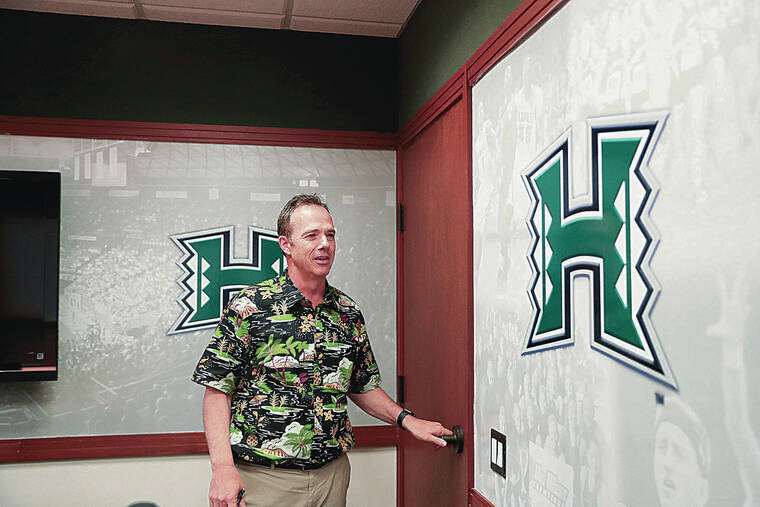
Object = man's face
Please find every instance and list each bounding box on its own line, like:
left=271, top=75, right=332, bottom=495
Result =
left=280, top=204, right=336, bottom=281
left=653, top=421, right=707, bottom=507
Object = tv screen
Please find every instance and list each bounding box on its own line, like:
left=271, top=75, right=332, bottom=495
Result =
left=0, top=170, right=60, bottom=381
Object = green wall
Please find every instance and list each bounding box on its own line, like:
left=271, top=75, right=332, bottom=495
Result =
left=1, top=2, right=524, bottom=132
left=0, top=9, right=398, bottom=132
left=398, top=0, right=521, bottom=127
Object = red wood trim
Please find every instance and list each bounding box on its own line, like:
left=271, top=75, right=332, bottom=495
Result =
left=0, top=425, right=397, bottom=463
left=463, top=68, right=476, bottom=501
left=466, top=0, right=568, bottom=86
left=469, top=488, right=496, bottom=507
left=0, top=115, right=397, bottom=150
left=353, top=424, right=399, bottom=448
left=0, top=433, right=207, bottom=463
left=398, top=67, right=465, bottom=147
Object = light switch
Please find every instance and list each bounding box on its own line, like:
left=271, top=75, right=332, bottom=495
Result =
left=490, top=429, right=506, bottom=477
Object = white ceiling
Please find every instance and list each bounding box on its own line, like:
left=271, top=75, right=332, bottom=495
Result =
left=0, top=0, right=422, bottom=38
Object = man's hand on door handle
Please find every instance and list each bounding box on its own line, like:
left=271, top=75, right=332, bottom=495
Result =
left=401, top=415, right=454, bottom=448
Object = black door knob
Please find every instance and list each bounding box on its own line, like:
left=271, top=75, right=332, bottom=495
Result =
left=441, top=425, right=464, bottom=454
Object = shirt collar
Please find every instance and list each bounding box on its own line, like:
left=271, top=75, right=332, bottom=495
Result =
left=277, top=269, right=343, bottom=311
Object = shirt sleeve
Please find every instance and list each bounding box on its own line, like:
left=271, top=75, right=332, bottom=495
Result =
left=347, top=311, right=382, bottom=394
left=190, top=293, right=251, bottom=395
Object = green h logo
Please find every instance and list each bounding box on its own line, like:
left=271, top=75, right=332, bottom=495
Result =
left=169, top=226, right=284, bottom=334
left=522, top=114, right=675, bottom=388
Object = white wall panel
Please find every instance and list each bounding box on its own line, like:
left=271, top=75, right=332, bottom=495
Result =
left=472, top=0, right=760, bottom=505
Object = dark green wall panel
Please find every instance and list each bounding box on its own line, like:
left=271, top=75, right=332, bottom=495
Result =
left=398, top=0, right=521, bottom=127
left=1, top=2, right=526, bottom=133
left=0, top=9, right=398, bottom=132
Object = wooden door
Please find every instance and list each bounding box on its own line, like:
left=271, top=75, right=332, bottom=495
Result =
left=399, top=97, right=472, bottom=506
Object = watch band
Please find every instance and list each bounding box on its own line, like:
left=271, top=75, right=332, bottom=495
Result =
left=397, top=408, right=415, bottom=430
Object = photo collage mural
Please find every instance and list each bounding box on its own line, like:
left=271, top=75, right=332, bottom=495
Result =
left=473, top=0, right=760, bottom=505
left=0, top=136, right=396, bottom=438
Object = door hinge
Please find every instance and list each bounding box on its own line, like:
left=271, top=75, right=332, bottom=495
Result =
left=397, top=203, right=404, bottom=232
left=398, top=375, right=405, bottom=404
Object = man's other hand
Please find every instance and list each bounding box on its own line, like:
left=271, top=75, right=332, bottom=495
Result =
left=209, top=464, right=247, bottom=507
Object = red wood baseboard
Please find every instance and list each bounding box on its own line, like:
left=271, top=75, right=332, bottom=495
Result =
left=469, top=488, right=496, bottom=507
left=0, top=425, right=397, bottom=463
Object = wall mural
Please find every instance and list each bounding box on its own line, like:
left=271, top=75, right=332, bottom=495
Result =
left=472, top=0, right=760, bottom=505
left=0, top=137, right=396, bottom=438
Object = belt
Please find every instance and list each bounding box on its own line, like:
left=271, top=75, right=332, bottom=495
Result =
left=270, top=460, right=325, bottom=471
left=237, top=458, right=326, bottom=471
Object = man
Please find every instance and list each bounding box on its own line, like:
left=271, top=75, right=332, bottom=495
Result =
left=653, top=396, right=711, bottom=507
left=192, top=194, right=452, bottom=507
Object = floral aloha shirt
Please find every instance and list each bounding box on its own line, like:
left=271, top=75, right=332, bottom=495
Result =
left=191, top=270, right=382, bottom=469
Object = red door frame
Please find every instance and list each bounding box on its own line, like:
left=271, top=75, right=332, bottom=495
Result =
left=398, top=93, right=471, bottom=506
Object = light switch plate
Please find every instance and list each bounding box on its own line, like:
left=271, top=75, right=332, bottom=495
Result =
left=490, top=429, right=506, bottom=477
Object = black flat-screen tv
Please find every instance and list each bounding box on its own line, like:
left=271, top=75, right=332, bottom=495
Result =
left=0, top=170, right=60, bottom=381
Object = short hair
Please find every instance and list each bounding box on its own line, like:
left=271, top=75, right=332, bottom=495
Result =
left=655, top=395, right=711, bottom=474
left=277, top=194, right=330, bottom=237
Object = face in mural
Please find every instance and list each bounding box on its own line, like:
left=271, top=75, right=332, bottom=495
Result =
left=279, top=204, right=336, bottom=282
left=653, top=421, right=708, bottom=507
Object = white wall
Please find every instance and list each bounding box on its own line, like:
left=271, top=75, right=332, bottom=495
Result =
left=472, top=0, right=760, bottom=505
left=0, top=447, right=395, bottom=506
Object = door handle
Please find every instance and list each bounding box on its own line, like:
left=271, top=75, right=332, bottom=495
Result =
left=441, top=425, right=464, bottom=454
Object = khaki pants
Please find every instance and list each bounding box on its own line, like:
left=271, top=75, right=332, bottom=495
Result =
left=236, top=454, right=351, bottom=507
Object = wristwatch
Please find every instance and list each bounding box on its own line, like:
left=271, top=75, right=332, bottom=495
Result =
left=397, top=408, right=415, bottom=430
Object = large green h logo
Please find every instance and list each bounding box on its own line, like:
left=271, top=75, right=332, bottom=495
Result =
left=522, top=115, right=675, bottom=388
left=169, top=226, right=284, bottom=334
